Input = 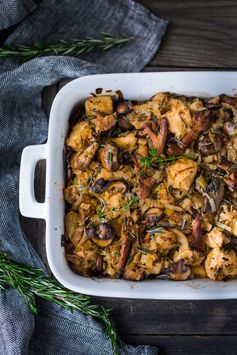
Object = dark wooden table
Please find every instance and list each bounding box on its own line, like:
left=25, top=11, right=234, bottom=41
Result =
left=2, top=1, right=237, bottom=354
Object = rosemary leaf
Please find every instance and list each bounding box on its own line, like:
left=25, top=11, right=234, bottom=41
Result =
left=0, top=33, right=133, bottom=60
left=146, top=226, right=164, bottom=234
left=0, top=252, right=120, bottom=354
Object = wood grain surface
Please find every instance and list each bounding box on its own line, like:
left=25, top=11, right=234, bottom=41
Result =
left=2, top=1, right=237, bottom=354
left=138, top=0, right=237, bottom=69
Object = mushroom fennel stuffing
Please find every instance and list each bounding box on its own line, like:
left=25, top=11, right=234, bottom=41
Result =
left=64, top=91, right=237, bottom=281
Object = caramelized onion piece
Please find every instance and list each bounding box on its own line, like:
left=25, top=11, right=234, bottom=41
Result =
left=138, top=175, right=156, bottom=199
left=131, top=154, right=140, bottom=175
left=118, top=115, right=133, bottom=130
left=71, top=142, right=99, bottom=171
left=189, top=214, right=205, bottom=252
left=118, top=219, right=136, bottom=278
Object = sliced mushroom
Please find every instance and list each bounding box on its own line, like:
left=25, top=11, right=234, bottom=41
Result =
left=143, top=118, right=168, bottom=155
left=131, top=154, right=140, bottom=175
left=71, top=142, right=99, bottom=172
left=188, top=109, right=212, bottom=140
left=203, top=179, right=225, bottom=214
left=169, top=259, right=191, bottom=281
left=142, top=208, right=165, bottom=229
left=198, top=133, right=223, bottom=156
left=116, top=101, right=133, bottom=115
left=223, top=107, right=234, bottom=120
left=189, top=213, right=205, bottom=252
left=167, top=142, right=184, bottom=156
left=138, top=175, right=156, bottom=199
left=157, top=259, right=191, bottom=280
left=117, top=115, right=133, bottom=130
left=94, top=254, right=104, bottom=274
left=224, top=121, right=237, bottom=137
left=98, top=143, right=122, bottom=171
left=220, top=94, right=237, bottom=108
left=91, top=178, right=106, bottom=193
left=87, top=223, right=114, bottom=247
left=91, top=178, right=129, bottom=194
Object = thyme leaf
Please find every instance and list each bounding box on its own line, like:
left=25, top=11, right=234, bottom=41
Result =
left=139, top=148, right=199, bottom=174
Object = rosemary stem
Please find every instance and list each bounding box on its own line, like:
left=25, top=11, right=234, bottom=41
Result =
left=0, top=252, right=120, bottom=354
left=0, top=33, right=132, bottom=60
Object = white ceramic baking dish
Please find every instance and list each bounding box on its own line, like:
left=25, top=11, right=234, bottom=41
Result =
left=19, top=72, right=237, bottom=299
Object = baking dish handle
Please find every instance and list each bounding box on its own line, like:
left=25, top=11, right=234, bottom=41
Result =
left=19, top=144, right=47, bottom=220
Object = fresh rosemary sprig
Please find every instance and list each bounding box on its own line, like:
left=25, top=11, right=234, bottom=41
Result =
left=0, top=252, right=120, bottom=354
left=0, top=33, right=132, bottom=60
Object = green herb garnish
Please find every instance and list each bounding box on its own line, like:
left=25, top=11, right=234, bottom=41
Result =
left=122, top=196, right=138, bottom=211
left=95, top=196, right=138, bottom=222
left=97, top=203, right=108, bottom=222
left=139, top=148, right=177, bottom=173
left=139, top=148, right=199, bottom=174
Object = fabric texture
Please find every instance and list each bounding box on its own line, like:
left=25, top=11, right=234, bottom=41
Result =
left=0, top=1, right=167, bottom=354
left=0, top=0, right=40, bottom=30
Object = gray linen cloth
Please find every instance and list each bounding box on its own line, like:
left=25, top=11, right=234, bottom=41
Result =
left=0, top=1, right=167, bottom=354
